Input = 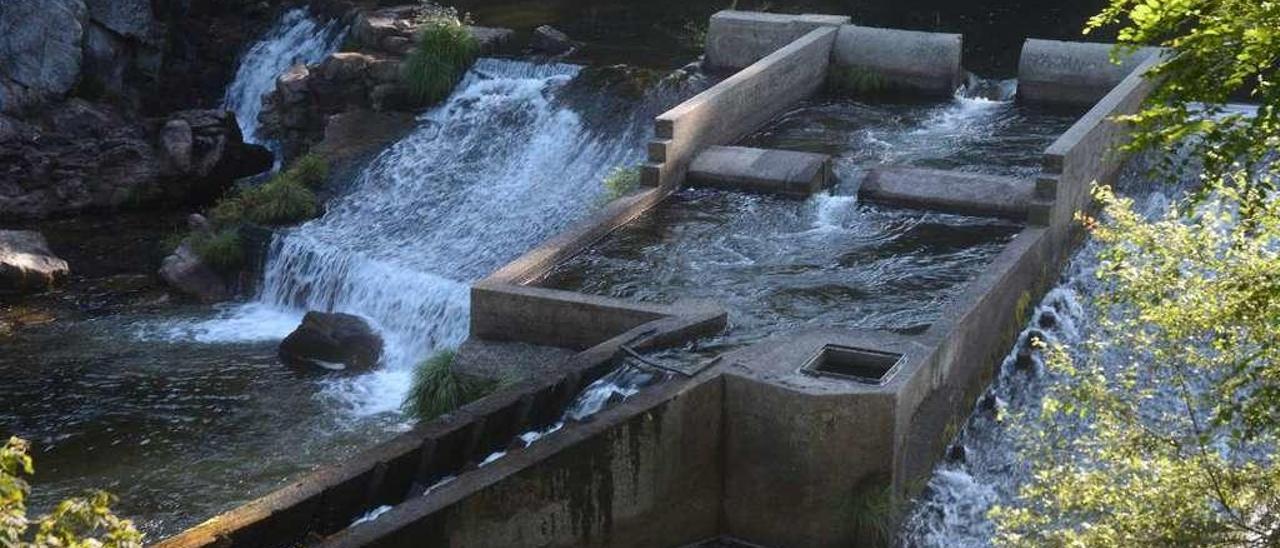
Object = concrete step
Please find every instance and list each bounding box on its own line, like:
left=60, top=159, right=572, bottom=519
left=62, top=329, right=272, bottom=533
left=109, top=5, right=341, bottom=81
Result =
left=857, top=166, right=1034, bottom=220
left=687, top=145, right=832, bottom=196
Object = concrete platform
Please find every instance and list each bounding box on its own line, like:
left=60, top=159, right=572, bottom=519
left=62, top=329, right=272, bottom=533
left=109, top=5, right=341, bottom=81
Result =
left=688, top=146, right=832, bottom=196
left=452, top=339, right=577, bottom=384
left=858, top=166, right=1034, bottom=220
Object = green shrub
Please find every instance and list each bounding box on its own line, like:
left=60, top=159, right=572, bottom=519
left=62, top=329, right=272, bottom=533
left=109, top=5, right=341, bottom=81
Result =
left=2, top=437, right=143, bottom=547
left=602, top=165, right=641, bottom=202
left=289, top=153, right=329, bottom=188
left=827, top=66, right=888, bottom=97
left=403, top=18, right=478, bottom=106
left=207, top=195, right=246, bottom=228
left=191, top=228, right=245, bottom=274
left=402, top=350, right=496, bottom=421
left=242, top=175, right=318, bottom=226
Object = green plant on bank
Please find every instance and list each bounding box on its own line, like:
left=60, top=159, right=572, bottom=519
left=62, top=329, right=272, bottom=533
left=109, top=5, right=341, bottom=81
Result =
left=1, top=437, right=143, bottom=547
left=602, top=165, right=641, bottom=202
left=402, top=350, right=499, bottom=422
left=827, top=66, right=888, bottom=97
left=847, top=476, right=896, bottom=547
left=402, top=9, right=478, bottom=107
left=993, top=180, right=1280, bottom=546
left=240, top=174, right=318, bottom=226
left=289, top=152, right=329, bottom=188
left=988, top=1, right=1280, bottom=545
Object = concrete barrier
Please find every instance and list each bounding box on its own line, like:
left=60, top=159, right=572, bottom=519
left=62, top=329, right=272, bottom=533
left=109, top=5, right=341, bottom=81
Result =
left=688, top=145, right=831, bottom=196
left=1030, top=53, right=1161, bottom=255
left=1018, top=39, right=1159, bottom=106
left=644, top=26, right=838, bottom=190
left=832, top=25, right=963, bottom=96
left=859, top=166, right=1034, bottom=220
left=704, top=10, right=849, bottom=71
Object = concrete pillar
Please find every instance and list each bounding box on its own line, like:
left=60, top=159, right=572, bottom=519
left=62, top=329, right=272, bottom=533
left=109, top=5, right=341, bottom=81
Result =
left=1017, top=39, right=1159, bottom=105
left=704, top=10, right=850, bottom=71
left=831, top=25, right=963, bottom=96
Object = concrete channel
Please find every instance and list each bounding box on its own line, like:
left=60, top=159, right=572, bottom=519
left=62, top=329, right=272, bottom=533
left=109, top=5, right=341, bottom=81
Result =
left=158, top=10, right=1163, bottom=548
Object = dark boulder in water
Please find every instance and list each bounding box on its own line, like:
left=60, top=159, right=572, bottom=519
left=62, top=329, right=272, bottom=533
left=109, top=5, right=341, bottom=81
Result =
left=0, top=230, right=70, bottom=294
left=279, top=311, right=383, bottom=373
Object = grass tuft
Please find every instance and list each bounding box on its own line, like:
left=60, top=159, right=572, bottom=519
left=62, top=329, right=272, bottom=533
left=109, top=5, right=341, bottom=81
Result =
left=402, top=350, right=496, bottom=421
left=242, top=174, right=319, bottom=226
left=191, top=228, right=245, bottom=274
left=290, top=153, right=329, bottom=188
left=602, top=165, right=641, bottom=202
left=403, top=16, right=478, bottom=107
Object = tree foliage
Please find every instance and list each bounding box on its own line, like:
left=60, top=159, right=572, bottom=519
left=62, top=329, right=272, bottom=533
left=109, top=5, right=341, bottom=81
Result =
left=991, top=1, right=1280, bottom=545
left=1, top=437, right=142, bottom=547
left=1086, top=0, right=1280, bottom=190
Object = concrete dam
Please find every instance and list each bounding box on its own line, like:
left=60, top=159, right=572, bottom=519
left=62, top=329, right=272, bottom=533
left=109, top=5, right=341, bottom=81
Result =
left=158, top=10, right=1160, bottom=547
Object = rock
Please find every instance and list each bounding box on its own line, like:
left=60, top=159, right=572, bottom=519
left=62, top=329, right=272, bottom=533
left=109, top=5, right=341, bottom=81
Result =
left=1013, top=348, right=1037, bottom=372
left=946, top=444, right=967, bottom=463
left=1037, top=309, right=1058, bottom=329
left=279, top=311, right=384, bottom=373
left=158, top=242, right=230, bottom=303
left=0, top=230, right=70, bottom=294
left=277, top=64, right=311, bottom=104
left=160, top=118, right=193, bottom=173
left=84, top=0, right=162, bottom=44
left=530, top=25, right=575, bottom=55
left=320, top=53, right=373, bottom=81
left=0, top=0, right=88, bottom=111
left=187, top=213, right=212, bottom=234
left=469, top=26, right=514, bottom=54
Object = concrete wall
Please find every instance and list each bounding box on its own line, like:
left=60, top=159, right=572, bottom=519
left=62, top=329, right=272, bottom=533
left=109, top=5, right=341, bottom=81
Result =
left=321, top=375, right=725, bottom=548
left=859, top=166, right=1033, bottom=220
left=703, top=10, right=849, bottom=71
left=832, top=26, right=963, bottom=96
left=643, top=26, right=838, bottom=190
left=1018, top=39, right=1158, bottom=106
left=1030, top=53, right=1161, bottom=264
left=688, top=145, right=831, bottom=196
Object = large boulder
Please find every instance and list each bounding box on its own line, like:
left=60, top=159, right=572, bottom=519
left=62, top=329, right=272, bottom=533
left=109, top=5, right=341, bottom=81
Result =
left=0, top=0, right=89, bottom=113
left=157, top=241, right=230, bottom=303
left=530, top=25, right=575, bottom=55
left=84, top=0, right=162, bottom=44
left=279, top=312, right=384, bottom=373
left=0, top=230, right=70, bottom=294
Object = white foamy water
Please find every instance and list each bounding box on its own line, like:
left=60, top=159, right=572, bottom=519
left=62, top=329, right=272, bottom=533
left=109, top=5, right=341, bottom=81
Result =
left=195, top=59, right=694, bottom=417
left=222, top=7, right=346, bottom=144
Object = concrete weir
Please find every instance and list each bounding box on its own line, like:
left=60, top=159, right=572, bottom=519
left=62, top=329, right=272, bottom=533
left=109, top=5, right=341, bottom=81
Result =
left=161, top=10, right=1165, bottom=548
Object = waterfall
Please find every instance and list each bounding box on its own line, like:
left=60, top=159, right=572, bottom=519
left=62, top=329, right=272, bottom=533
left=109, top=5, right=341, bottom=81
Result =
left=222, top=7, right=346, bottom=145
left=956, top=72, right=1018, bottom=103
left=190, top=59, right=701, bottom=416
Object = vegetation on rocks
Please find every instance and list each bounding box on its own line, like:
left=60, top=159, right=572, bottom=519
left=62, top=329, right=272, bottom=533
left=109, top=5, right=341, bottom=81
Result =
left=402, top=350, right=498, bottom=422
left=169, top=154, right=328, bottom=271
left=992, top=0, right=1280, bottom=545
left=403, top=7, right=478, bottom=107
left=1, top=436, right=142, bottom=547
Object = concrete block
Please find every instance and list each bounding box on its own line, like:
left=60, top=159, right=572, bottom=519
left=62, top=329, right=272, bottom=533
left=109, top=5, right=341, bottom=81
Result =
left=704, top=10, right=849, bottom=71
left=832, top=25, right=963, bottom=96
left=652, top=26, right=838, bottom=189
left=858, top=166, right=1034, bottom=220
left=1018, top=39, right=1159, bottom=106
left=688, top=145, right=831, bottom=196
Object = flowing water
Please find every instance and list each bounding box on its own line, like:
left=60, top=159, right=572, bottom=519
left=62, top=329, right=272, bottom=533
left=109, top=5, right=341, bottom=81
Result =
left=896, top=156, right=1185, bottom=546
left=543, top=87, right=1077, bottom=359
left=222, top=7, right=346, bottom=145
left=1, top=56, right=707, bottom=537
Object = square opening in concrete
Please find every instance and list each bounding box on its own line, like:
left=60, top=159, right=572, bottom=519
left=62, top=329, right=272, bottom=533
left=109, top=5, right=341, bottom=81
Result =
left=800, top=345, right=903, bottom=384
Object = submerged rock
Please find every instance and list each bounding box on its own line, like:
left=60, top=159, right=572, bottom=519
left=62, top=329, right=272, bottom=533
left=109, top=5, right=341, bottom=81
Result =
left=530, top=25, right=575, bottom=54
left=279, top=311, right=383, bottom=373
left=158, top=242, right=230, bottom=303
left=0, top=230, right=70, bottom=294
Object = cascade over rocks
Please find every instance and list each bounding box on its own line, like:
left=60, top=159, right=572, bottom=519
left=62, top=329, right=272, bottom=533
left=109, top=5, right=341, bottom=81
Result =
left=0, top=230, right=70, bottom=294
left=278, top=311, right=384, bottom=373
left=259, top=6, right=512, bottom=159
left=0, top=102, right=270, bottom=220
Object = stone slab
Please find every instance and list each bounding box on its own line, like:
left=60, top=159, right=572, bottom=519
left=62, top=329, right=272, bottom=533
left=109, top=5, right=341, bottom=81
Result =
left=858, top=166, right=1035, bottom=220
left=688, top=146, right=831, bottom=196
